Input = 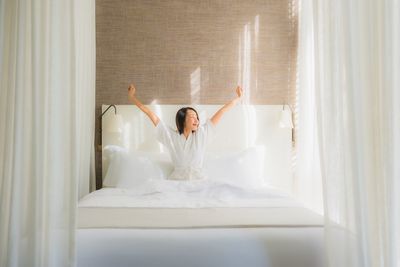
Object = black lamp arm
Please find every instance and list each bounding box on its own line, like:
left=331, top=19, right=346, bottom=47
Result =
left=100, top=104, right=117, bottom=118
left=282, top=104, right=293, bottom=112
left=97, top=104, right=118, bottom=151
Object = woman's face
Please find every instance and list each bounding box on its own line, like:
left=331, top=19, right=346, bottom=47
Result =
left=184, top=109, right=199, bottom=132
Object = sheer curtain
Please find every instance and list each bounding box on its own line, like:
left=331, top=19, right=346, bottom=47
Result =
left=0, top=0, right=95, bottom=266
left=294, top=0, right=323, bottom=214
left=298, top=0, right=400, bottom=266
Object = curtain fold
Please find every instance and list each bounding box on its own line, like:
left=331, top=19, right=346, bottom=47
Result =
left=294, top=0, right=323, bottom=214
left=74, top=0, right=96, bottom=198
left=298, top=0, right=400, bottom=266
left=0, top=0, right=95, bottom=266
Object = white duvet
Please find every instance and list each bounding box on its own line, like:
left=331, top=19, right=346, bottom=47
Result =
left=78, top=179, right=302, bottom=208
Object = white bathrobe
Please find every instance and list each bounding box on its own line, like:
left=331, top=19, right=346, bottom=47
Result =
left=155, top=119, right=216, bottom=180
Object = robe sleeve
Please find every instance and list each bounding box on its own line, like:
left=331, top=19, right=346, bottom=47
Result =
left=198, top=118, right=217, bottom=144
left=155, top=120, right=175, bottom=147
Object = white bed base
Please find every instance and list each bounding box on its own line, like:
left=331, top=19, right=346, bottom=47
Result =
left=77, top=227, right=325, bottom=267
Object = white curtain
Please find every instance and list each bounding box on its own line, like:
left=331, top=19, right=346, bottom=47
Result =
left=294, top=0, right=323, bottom=214
left=298, top=0, right=400, bottom=266
left=0, top=0, right=95, bottom=266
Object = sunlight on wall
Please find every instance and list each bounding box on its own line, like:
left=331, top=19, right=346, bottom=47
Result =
left=239, top=18, right=257, bottom=147
left=150, top=100, right=165, bottom=153
left=123, top=122, right=131, bottom=150
left=243, top=105, right=258, bottom=147
left=241, top=23, right=251, bottom=104
left=254, top=15, right=260, bottom=94
left=238, top=29, right=242, bottom=89
left=190, top=67, right=201, bottom=104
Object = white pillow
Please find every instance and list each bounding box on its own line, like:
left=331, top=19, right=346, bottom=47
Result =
left=103, top=145, right=127, bottom=177
left=103, top=147, right=164, bottom=188
left=134, top=151, right=174, bottom=178
left=203, top=146, right=266, bottom=189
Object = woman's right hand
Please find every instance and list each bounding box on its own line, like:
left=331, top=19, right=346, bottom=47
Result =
left=127, top=83, right=160, bottom=126
left=235, top=86, right=243, bottom=99
left=128, top=84, right=136, bottom=100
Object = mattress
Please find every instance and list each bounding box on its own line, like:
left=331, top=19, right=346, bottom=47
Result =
left=78, top=206, right=323, bottom=228
left=77, top=183, right=323, bottom=228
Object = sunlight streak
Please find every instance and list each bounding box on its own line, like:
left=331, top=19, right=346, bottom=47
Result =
left=123, top=122, right=131, bottom=150
left=254, top=15, right=259, bottom=94
left=238, top=33, right=242, bottom=87
left=190, top=67, right=201, bottom=104
left=150, top=101, right=165, bottom=153
left=242, top=22, right=251, bottom=104
left=240, top=21, right=253, bottom=147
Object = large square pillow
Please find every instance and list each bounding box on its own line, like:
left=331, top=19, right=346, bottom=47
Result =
left=103, top=146, right=164, bottom=188
left=203, top=146, right=266, bottom=189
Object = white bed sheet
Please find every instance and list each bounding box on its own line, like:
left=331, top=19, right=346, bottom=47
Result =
left=77, top=181, right=323, bottom=228
left=78, top=179, right=302, bottom=208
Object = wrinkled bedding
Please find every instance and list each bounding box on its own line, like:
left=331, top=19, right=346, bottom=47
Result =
left=78, top=179, right=300, bottom=208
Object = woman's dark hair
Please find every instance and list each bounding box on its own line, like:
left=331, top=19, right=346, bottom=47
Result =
left=175, top=107, right=199, bottom=135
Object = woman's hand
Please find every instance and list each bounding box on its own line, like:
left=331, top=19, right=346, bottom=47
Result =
left=210, top=85, right=243, bottom=126
left=235, top=86, right=243, bottom=98
left=127, top=83, right=160, bottom=126
left=128, top=84, right=136, bottom=100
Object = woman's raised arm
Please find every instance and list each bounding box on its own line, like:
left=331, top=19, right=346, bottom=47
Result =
left=210, top=86, right=243, bottom=126
left=128, top=84, right=160, bottom=126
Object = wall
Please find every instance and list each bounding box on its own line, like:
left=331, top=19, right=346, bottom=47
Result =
left=96, top=0, right=298, bottom=188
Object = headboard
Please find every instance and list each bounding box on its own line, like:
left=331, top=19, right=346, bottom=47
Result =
left=101, top=104, right=294, bottom=192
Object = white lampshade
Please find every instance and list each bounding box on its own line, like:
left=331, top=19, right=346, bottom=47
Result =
left=104, top=114, right=124, bottom=133
left=279, top=106, right=294, bottom=128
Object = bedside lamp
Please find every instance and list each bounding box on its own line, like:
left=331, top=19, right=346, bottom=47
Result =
left=104, top=113, right=123, bottom=133
left=279, top=105, right=294, bottom=129
left=98, top=105, right=123, bottom=151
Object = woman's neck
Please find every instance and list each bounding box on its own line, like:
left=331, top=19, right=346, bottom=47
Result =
left=183, top=128, right=191, bottom=139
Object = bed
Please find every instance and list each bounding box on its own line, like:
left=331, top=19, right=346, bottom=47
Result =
left=76, top=104, right=325, bottom=267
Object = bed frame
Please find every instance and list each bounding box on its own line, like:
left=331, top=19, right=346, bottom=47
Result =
left=77, top=104, right=326, bottom=267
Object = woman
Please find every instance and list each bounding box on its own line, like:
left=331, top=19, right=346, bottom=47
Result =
left=128, top=84, right=243, bottom=180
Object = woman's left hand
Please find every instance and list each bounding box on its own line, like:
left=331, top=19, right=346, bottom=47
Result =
left=235, top=86, right=243, bottom=98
